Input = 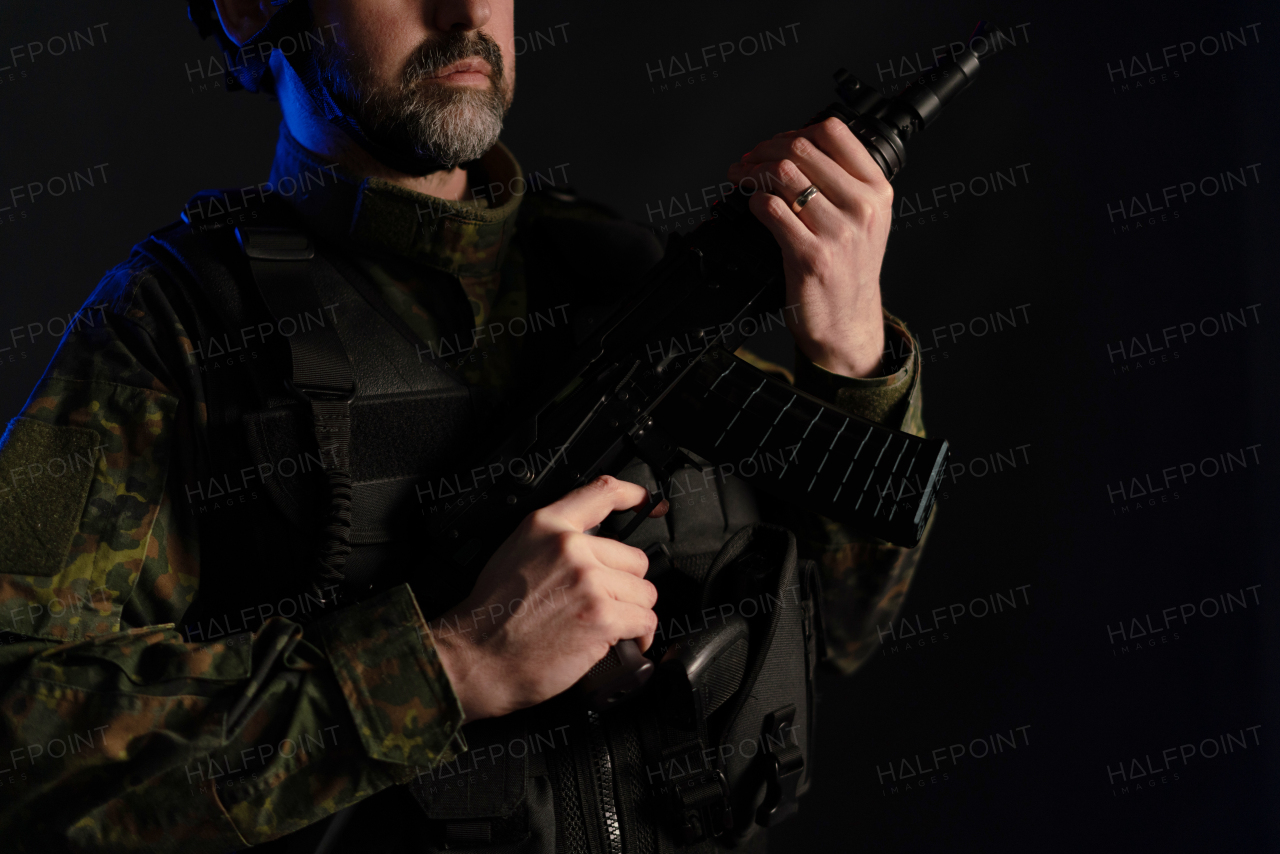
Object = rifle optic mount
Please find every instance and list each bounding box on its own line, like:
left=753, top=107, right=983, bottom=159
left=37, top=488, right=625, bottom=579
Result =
left=807, top=21, right=992, bottom=181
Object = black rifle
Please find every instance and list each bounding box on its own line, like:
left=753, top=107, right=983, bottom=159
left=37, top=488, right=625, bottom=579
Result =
left=423, top=24, right=995, bottom=703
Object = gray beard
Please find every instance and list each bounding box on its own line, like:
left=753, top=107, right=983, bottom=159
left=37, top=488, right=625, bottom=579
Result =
left=402, top=83, right=508, bottom=167
left=319, top=32, right=511, bottom=170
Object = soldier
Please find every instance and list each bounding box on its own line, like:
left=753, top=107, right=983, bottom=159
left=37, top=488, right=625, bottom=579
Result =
left=0, top=1, right=930, bottom=851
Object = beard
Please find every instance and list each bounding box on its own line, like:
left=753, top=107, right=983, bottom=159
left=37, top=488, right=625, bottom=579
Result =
left=317, top=30, right=512, bottom=170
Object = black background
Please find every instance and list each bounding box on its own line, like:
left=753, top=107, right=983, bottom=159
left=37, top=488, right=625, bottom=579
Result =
left=0, top=1, right=1276, bottom=851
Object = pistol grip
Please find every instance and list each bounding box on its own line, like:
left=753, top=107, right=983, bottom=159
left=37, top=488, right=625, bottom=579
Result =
left=577, top=638, right=655, bottom=711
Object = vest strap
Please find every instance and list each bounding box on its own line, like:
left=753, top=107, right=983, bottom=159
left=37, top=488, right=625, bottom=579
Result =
left=236, top=226, right=356, bottom=606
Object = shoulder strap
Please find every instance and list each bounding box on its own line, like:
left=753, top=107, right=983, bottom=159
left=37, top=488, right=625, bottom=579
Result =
left=235, top=226, right=356, bottom=607
left=322, top=250, right=472, bottom=391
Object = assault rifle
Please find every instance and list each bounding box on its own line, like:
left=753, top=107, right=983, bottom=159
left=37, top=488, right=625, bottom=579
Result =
left=424, top=23, right=996, bottom=704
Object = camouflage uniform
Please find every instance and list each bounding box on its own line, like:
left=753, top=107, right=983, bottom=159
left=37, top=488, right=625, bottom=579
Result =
left=0, top=127, right=929, bottom=850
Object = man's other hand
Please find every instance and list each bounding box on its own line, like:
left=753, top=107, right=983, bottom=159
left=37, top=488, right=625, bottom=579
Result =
left=727, top=116, right=892, bottom=378
left=429, top=476, right=665, bottom=721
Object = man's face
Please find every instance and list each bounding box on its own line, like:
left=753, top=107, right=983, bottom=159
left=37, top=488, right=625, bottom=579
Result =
left=311, top=0, right=517, bottom=168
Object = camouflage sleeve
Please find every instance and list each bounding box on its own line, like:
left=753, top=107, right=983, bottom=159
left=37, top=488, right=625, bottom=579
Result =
left=0, top=262, right=464, bottom=850
left=750, top=308, right=932, bottom=676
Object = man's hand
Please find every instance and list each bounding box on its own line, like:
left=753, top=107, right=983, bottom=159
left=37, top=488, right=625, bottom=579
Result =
left=726, top=116, right=893, bottom=378
left=429, top=476, right=665, bottom=721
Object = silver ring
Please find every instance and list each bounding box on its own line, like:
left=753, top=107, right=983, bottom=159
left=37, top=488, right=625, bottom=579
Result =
left=792, top=184, right=820, bottom=213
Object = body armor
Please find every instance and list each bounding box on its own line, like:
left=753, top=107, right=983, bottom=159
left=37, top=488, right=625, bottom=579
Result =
left=138, top=190, right=823, bottom=853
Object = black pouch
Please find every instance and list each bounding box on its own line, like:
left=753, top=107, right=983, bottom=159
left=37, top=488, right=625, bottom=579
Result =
left=634, top=523, right=824, bottom=851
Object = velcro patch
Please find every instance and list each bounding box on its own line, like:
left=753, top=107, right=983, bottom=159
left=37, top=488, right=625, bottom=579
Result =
left=0, top=416, right=100, bottom=577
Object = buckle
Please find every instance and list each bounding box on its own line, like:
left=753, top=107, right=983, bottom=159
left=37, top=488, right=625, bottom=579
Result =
left=653, top=750, right=734, bottom=844
left=755, top=705, right=805, bottom=827
left=235, top=226, right=315, bottom=261
left=310, top=581, right=350, bottom=611
left=287, top=379, right=356, bottom=404
left=669, top=767, right=734, bottom=844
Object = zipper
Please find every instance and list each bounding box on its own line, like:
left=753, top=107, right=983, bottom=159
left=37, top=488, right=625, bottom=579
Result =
left=586, top=709, right=624, bottom=854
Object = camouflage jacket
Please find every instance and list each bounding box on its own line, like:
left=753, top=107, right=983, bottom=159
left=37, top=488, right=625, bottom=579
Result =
left=0, top=128, right=930, bottom=850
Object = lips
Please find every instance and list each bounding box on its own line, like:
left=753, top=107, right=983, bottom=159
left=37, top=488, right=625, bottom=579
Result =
left=428, top=58, right=491, bottom=79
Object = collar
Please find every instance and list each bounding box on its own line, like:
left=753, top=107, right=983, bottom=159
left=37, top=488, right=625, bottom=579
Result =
left=267, top=124, right=525, bottom=279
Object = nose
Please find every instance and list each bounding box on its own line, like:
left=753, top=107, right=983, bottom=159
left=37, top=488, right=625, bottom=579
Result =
left=433, top=0, right=491, bottom=32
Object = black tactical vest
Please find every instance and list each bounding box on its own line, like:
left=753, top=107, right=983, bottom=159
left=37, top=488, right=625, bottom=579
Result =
left=136, top=191, right=821, bottom=854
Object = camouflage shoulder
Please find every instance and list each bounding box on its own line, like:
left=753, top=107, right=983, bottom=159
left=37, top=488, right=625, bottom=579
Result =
left=56, top=183, right=268, bottom=349
left=0, top=217, right=210, bottom=641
